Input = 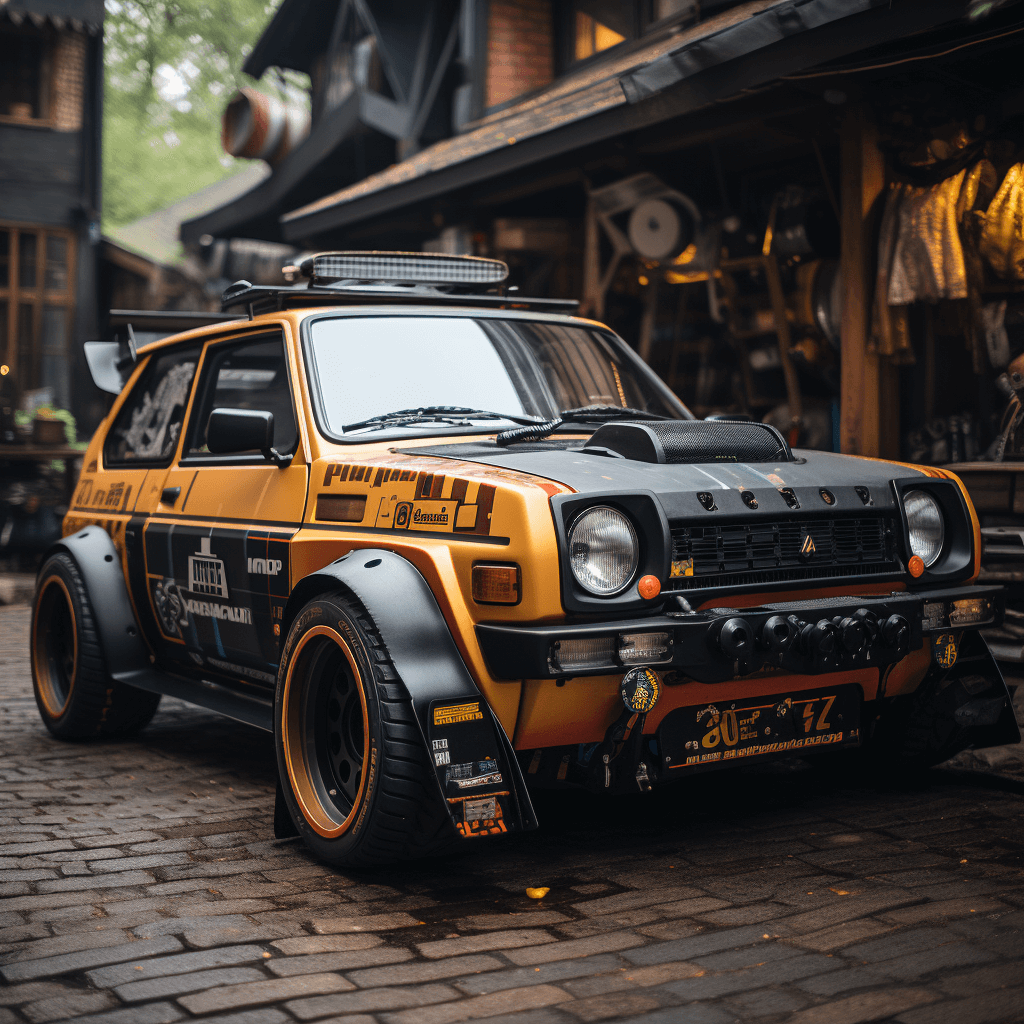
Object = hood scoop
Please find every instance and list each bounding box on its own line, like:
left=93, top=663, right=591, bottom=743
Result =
left=585, top=420, right=792, bottom=464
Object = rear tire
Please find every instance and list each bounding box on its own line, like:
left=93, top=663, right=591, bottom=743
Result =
left=31, top=552, right=161, bottom=740
left=274, top=590, right=456, bottom=867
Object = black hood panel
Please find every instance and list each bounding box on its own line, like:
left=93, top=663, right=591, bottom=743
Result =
left=401, top=441, right=923, bottom=518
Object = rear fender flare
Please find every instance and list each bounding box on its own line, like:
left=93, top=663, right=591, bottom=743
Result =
left=281, top=549, right=538, bottom=833
left=41, top=526, right=150, bottom=677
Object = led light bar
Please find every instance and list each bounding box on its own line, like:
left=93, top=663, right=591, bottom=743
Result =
left=548, top=637, right=616, bottom=674
left=301, top=251, right=509, bottom=287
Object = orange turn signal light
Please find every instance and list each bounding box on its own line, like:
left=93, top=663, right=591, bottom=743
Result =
left=908, top=555, right=925, bottom=578
left=472, top=563, right=520, bottom=604
left=637, top=575, right=661, bottom=600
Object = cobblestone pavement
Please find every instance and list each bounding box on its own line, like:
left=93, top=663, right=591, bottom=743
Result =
left=2, top=603, right=1023, bottom=1024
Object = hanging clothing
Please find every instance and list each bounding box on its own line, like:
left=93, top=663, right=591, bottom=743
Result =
left=980, top=163, right=1024, bottom=282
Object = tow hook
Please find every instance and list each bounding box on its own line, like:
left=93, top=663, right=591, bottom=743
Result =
left=635, top=761, right=652, bottom=792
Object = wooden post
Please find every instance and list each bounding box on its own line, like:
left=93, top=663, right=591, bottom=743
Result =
left=839, top=104, right=896, bottom=457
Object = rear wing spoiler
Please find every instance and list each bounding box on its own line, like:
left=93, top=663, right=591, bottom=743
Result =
left=86, top=310, right=246, bottom=395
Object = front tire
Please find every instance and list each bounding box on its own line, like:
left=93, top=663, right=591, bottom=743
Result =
left=274, top=591, right=455, bottom=867
left=31, top=552, right=161, bottom=740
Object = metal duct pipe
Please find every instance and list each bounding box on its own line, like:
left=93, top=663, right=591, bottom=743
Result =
left=221, top=88, right=310, bottom=166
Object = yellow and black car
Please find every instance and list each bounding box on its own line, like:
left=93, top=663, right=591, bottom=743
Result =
left=31, top=252, right=1019, bottom=866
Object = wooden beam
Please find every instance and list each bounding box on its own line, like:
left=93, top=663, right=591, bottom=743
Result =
left=839, top=103, right=895, bottom=458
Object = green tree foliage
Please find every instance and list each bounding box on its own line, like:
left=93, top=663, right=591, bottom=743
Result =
left=103, top=1, right=302, bottom=228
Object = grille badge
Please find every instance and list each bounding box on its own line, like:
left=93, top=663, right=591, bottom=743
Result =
left=799, top=529, right=817, bottom=561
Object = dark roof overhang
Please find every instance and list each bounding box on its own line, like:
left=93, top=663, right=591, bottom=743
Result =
left=279, top=0, right=971, bottom=243
left=0, top=0, right=103, bottom=32
left=241, top=0, right=319, bottom=78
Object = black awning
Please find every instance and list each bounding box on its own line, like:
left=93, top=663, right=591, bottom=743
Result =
left=279, top=0, right=968, bottom=242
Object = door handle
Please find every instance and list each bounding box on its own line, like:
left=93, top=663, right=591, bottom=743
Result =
left=161, top=486, right=181, bottom=507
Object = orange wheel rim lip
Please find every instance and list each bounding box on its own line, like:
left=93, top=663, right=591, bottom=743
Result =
left=281, top=624, right=371, bottom=839
left=32, top=575, right=77, bottom=718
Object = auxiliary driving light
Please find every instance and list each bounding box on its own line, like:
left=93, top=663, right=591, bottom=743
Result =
left=548, top=637, right=616, bottom=673
left=922, top=596, right=995, bottom=631
left=618, top=632, right=672, bottom=665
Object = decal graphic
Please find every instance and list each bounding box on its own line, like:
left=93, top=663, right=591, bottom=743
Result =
left=670, top=558, right=694, bottom=577
left=620, top=667, right=661, bottom=714
left=933, top=632, right=958, bottom=668
left=432, top=738, right=450, bottom=767
left=799, top=531, right=816, bottom=559
left=188, top=537, right=229, bottom=598
left=153, top=578, right=188, bottom=638
left=183, top=598, right=252, bottom=624
left=445, top=759, right=503, bottom=789
left=433, top=702, right=484, bottom=726
left=206, top=657, right=275, bottom=684
left=248, top=557, right=283, bottom=576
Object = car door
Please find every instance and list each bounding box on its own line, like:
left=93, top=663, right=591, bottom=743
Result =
left=143, top=329, right=308, bottom=684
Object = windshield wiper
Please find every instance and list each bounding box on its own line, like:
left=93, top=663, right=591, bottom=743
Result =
left=558, top=404, right=671, bottom=423
left=342, top=406, right=543, bottom=433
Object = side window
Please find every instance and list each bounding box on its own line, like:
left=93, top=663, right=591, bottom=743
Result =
left=185, top=336, right=298, bottom=458
left=104, top=345, right=201, bottom=466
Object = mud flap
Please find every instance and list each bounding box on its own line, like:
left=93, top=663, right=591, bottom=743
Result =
left=287, top=550, right=538, bottom=837
left=900, top=631, right=1021, bottom=765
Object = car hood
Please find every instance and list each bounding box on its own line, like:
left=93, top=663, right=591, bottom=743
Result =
left=401, top=440, right=926, bottom=518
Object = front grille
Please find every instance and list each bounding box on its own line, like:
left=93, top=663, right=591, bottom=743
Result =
left=666, top=513, right=900, bottom=592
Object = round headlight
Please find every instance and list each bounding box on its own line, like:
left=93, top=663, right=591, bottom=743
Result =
left=569, top=506, right=639, bottom=596
left=904, top=489, right=945, bottom=568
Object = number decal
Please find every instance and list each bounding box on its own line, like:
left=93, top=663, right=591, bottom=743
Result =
left=702, top=713, right=721, bottom=749
left=815, top=695, right=836, bottom=732
left=721, top=710, right=739, bottom=747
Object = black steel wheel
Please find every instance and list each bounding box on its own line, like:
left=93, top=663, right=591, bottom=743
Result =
left=31, top=552, right=161, bottom=740
left=274, top=590, right=455, bottom=867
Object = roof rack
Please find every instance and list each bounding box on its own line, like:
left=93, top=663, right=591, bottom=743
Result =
left=220, top=283, right=579, bottom=315
left=220, top=251, right=580, bottom=315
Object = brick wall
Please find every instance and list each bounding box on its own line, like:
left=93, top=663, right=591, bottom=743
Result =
left=52, top=30, right=85, bottom=132
left=486, top=0, right=554, bottom=110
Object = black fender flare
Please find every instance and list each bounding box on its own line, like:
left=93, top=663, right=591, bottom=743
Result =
left=42, top=525, right=150, bottom=677
left=281, top=548, right=538, bottom=834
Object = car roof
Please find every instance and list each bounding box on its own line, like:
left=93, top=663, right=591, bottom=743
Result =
left=133, top=304, right=609, bottom=359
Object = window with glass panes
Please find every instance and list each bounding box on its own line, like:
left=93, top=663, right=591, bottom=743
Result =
left=0, top=225, right=74, bottom=407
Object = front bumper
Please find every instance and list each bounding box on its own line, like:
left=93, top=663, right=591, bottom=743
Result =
left=477, top=585, right=1004, bottom=683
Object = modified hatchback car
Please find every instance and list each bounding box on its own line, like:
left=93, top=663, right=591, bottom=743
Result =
left=32, top=252, right=1019, bottom=866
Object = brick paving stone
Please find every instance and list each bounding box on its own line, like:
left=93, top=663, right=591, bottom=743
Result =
left=623, top=925, right=768, bottom=966
left=877, top=896, right=1007, bottom=926
left=722, top=987, right=809, bottom=1018
left=869, top=940, right=996, bottom=981
left=417, top=929, right=558, bottom=959
left=114, top=965, right=267, bottom=1002
left=571, top=887, right=707, bottom=916
left=192, top=1011, right=290, bottom=1024
left=562, top=991, right=664, bottom=1022
left=0, top=929, right=133, bottom=962
left=20, top=990, right=116, bottom=1023
left=785, top=918, right=895, bottom=952
left=379, top=984, right=572, bottom=1024
left=455, top=954, right=626, bottom=996
left=85, top=944, right=268, bottom=987
left=309, top=911, right=422, bottom=933
left=455, top=911, right=570, bottom=931
left=0, top=936, right=183, bottom=982
left=348, top=954, right=504, bottom=988
left=786, top=987, right=940, bottom=1024
left=179, top=972, right=354, bottom=1014
left=895, top=988, right=1024, bottom=1024
left=934, top=959, right=1024, bottom=995
left=609, top=1004, right=737, bottom=1024
left=634, top=920, right=704, bottom=942
left=62, top=1003, right=184, bottom=1024
left=0, top=983, right=71, bottom=1006
left=267, top=946, right=413, bottom=976
left=505, top=930, right=645, bottom=965
left=286, top=982, right=460, bottom=1020
left=269, top=933, right=381, bottom=955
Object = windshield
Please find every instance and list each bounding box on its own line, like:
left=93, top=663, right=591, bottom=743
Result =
left=306, top=314, right=691, bottom=439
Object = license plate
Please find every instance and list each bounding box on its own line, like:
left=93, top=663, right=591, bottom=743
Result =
left=658, top=685, right=861, bottom=772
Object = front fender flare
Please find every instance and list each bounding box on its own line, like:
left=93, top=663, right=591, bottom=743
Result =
left=283, top=549, right=538, bottom=834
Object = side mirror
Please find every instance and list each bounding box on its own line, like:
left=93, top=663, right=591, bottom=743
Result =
left=206, top=408, right=274, bottom=454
